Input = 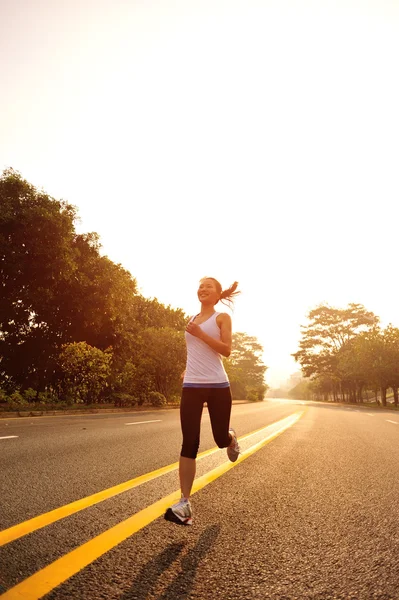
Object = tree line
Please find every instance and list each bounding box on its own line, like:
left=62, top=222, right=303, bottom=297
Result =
left=292, top=303, right=399, bottom=406
left=0, top=169, right=267, bottom=408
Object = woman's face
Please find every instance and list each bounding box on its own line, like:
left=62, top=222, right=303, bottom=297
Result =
left=197, top=278, right=220, bottom=306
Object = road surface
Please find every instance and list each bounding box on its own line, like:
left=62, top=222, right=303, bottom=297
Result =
left=1, top=400, right=399, bottom=599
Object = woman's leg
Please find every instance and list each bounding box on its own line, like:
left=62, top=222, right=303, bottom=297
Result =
left=179, top=388, right=205, bottom=498
left=179, top=457, right=196, bottom=499
left=206, top=387, right=232, bottom=449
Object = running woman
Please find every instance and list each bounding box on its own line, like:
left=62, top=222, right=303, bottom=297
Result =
left=164, top=277, right=241, bottom=526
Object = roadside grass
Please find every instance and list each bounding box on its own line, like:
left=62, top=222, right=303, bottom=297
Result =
left=0, top=401, right=179, bottom=418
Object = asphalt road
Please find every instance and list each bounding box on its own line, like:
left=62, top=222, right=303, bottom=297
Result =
left=1, top=400, right=399, bottom=599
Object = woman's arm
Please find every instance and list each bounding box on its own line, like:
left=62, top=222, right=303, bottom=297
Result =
left=185, top=313, right=232, bottom=357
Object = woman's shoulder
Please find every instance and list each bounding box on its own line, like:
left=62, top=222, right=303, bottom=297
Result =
left=215, top=312, right=232, bottom=324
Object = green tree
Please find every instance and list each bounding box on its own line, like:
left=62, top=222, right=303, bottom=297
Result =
left=58, top=342, right=112, bottom=404
left=0, top=169, right=138, bottom=391
left=383, top=325, right=399, bottom=406
left=224, top=332, right=268, bottom=400
left=339, top=326, right=399, bottom=407
left=293, top=303, right=379, bottom=402
left=288, top=379, right=312, bottom=400
left=110, top=295, right=187, bottom=374
left=66, top=233, right=138, bottom=350
left=137, top=327, right=186, bottom=400
left=0, top=169, right=78, bottom=390
left=133, top=296, right=187, bottom=331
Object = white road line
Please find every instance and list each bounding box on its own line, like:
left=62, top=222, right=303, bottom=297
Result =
left=0, top=436, right=18, bottom=440
left=125, top=420, right=162, bottom=426
left=366, top=413, right=374, bottom=416
left=386, top=420, right=398, bottom=425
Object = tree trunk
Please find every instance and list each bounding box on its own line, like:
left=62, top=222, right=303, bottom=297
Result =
left=357, top=385, right=363, bottom=403
left=374, top=388, right=380, bottom=405
left=381, top=386, right=387, bottom=407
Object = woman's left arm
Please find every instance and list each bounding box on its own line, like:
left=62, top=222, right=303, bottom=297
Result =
left=185, top=313, right=232, bottom=357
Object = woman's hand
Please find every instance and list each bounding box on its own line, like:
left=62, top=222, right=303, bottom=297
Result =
left=186, top=321, right=203, bottom=339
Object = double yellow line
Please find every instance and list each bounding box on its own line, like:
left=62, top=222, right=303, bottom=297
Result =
left=0, top=411, right=304, bottom=600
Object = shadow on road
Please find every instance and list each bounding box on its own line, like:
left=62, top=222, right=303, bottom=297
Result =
left=119, top=524, right=220, bottom=600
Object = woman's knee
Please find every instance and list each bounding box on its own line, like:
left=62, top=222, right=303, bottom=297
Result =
left=214, top=432, right=231, bottom=449
left=180, top=439, right=200, bottom=459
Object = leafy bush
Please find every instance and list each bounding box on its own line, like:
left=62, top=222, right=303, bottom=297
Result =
left=168, top=394, right=181, bottom=405
left=9, top=391, right=25, bottom=404
left=63, top=394, right=76, bottom=406
left=111, top=392, right=137, bottom=407
left=246, top=385, right=267, bottom=402
left=7, top=391, right=29, bottom=409
left=246, top=389, right=259, bottom=402
left=148, top=391, right=167, bottom=407
left=111, top=361, right=137, bottom=395
left=38, top=390, right=58, bottom=404
left=58, top=342, right=112, bottom=404
left=23, top=388, right=37, bottom=402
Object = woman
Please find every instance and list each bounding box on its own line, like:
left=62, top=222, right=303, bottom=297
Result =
left=164, top=277, right=241, bottom=526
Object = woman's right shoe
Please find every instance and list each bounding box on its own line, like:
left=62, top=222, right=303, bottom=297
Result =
left=164, top=497, right=193, bottom=526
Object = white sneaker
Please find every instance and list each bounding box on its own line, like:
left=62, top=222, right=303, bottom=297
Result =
left=164, top=497, right=193, bottom=526
left=227, top=428, right=240, bottom=462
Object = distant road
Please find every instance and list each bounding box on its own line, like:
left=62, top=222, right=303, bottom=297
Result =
left=1, top=400, right=399, bottom=599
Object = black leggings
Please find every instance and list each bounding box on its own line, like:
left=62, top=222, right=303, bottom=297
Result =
left=180, top=386, right=232, bottom=459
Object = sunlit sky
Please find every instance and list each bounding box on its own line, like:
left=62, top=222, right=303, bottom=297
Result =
left=1, top=0, right=398, bottom=387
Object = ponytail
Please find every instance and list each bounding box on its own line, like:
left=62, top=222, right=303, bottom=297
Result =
left=220, top=281, right=240, bottom=307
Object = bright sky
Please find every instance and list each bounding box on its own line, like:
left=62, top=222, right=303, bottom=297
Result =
left=1, top=0, right=398, bottom=387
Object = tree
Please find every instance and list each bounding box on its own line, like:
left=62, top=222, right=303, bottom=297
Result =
left=293, top=303, right=379, bottom=402
left=0, top=168, right=79, bottom=390
left=58, top=342, right=112, bottom=404
left=340, top=326, right=399, bottom=407
left=137, top=327, right=186, bottom=400
left=224, top=332, right=268, bottom=400
left=110, top=295, right=187, bottom=371
left=383, top=325, right=399, bottom=407
left=0, top=169, right=139, bottom=391
left=288, top=379, right=312, bottom=400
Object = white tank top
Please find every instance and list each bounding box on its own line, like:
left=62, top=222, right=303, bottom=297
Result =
left=183, top=312, right=229, bottom=387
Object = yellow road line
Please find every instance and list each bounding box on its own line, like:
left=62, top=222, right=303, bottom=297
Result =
left=0, top=447, right=201, bottom=547
left=0, top=411, right=304, bottom=600
left=0, top=413, right=297, bottom=547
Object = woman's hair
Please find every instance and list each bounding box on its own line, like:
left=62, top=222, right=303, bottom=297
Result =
left=201, top=277, right=241, bottom=307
